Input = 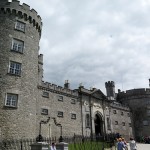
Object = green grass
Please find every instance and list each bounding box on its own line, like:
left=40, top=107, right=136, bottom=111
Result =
left=68, top=141, right=111, bottom=150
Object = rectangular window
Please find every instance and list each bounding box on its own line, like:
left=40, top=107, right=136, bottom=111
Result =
left=113, top=110, right=117, bottom=114
left=5, top=93, right=18, bottom=107
left=9, top=61, right=21, bottom=76
left=129, top=123, right=132, bottom=127
left=121, top=112, right=124, bottom=115
left=57, top=111, right=63, bottom=117
left=115, top=121, right=118, bottom=125
left=12, top=39, right=24, bottom=53
left=41, top=108, right=48, bottom=115
left=127, top=113, right=130, bottom=117
left=71, top=113, right=76, bottom=119
left=85, top=114, right=90, bottom=128
left=71, top=99, right=76, bottom=104
left=122, top=122, right=125, bottom=126
left=58, top=95, right=63, bottom=101
left=15, top=21, right=25, bottom=32
left=107, top=117, right=111, bottom=130
left=143, top=120, right=149, bottom=126
left=42, top=91, right=49, bottom=98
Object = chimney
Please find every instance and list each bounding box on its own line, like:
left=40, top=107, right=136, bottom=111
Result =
left=64, top=80, right=70, bottom=89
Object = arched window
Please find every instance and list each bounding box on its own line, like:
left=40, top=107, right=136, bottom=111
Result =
left=85, top=114, right=90, bottom=128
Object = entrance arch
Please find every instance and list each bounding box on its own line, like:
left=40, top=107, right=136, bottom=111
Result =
left=94, top=113, right=103, bottom=137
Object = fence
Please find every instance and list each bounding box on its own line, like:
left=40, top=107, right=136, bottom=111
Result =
left=0, top=134, right=116, bottom=150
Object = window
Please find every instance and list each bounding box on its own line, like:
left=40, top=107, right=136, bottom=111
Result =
left=71, top=99, right=76, bottom=104
left=42, top=91, right=49, bottom=98
left=121, top=112, right=124, bottom=116
left=143, top=120, right=149, bottom=126
left=71, top=113, right=76, bottom=119
left=115, top=121, right=118, bottom=125
left=107, top=117, right=111, bottom=130
left=57, top=111, right=63, bottom=117
left=147, top=110, right=150, bottom=116
left=85, top=114, right=90, bottom=128
left=15, top=21, right=25, bottom=32
left=9, top=61, right=21, bottom=76
left=127, top=113, right=130, bottom=117
left=41, top=108, right=48, bottom=115
left=5, top=93, right=18, bottom=107
left=58, top=96, right=63, bottom=101
left=11, top=39, right=24, bottom=53
left=129, top=123, right=132, bottom=127
left=122, top=122, right=125, bottom=126
left=113, top=110, right=117, bottom=114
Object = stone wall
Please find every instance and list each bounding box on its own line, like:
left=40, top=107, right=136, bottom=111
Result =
left=0, top=0, right=41, bottom=139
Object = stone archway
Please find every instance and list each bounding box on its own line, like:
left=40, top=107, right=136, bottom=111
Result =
left=94, top=113, right=103, bottom=137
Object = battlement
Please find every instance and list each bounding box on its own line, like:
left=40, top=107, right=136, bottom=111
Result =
left=38, top=81, right=78, bottom=97
left=38, top=54, right=43, bottom=65
left=110, top=101, right=130, bottom=111
left=105, top=81, right=115, bottom=87
left=0, top=0, right=42, bottom=36
left=118, top=88, right=150, bottom=99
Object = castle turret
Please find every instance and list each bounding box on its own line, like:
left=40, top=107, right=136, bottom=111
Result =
left=0, top=0, right=42, bottom=139
left=64, top=80, right=70, bottom=89
left=105, top=81, right=115, bottom=100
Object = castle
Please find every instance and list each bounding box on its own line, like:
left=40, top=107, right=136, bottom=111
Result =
left=0, top=0, right=149, bottom=141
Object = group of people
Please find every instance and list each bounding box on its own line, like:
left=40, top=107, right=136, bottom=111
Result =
left=117, top=137, right=137, bottom=150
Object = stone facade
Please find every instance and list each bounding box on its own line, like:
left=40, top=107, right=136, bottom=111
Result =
left=0, top=0, right=148, bottom=141
left=117, top=88, right=150, bottom=138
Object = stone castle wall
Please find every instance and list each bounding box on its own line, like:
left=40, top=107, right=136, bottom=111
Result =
left=0, top=0, right=42, bottom=139
left=117, top=89, right=150, bottom=137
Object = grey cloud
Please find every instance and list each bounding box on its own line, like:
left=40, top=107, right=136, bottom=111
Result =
left=20, top=0, right=150, bottom=93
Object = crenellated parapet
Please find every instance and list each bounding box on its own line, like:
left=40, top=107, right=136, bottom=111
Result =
left=110, top=101, right=130, bottom=111
left=0, top=0, right=42, bottom=36
left=38, top=54, right=43, bottom=65
left=105, top=81, right=115, bottom=87
left=38, top=81, right=78, bottom=98
left=118, top=88, right=150, bottom=99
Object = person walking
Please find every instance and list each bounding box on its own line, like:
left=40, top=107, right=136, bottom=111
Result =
left=122, top=138, right=128, bottom=150
left=129, top=137, right=137, bottom=150
left=117, top=138, right=125, bottom=150
left=50, top=143, right=56, bottom=150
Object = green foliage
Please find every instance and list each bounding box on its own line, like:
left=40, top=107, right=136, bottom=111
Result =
left=68, top=141, right=111, bottom=150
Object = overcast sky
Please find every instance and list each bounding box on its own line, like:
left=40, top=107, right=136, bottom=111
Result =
left=19, top=0, right=150, bottom=93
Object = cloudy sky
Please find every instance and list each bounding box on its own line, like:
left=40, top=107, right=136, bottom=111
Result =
left=19, top=0, right=150, bottom=93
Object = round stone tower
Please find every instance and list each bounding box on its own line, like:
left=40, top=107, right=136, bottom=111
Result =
left=0, top=0, right=42, bottom=139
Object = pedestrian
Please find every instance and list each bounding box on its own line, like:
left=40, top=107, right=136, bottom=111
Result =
left=122, top=138, right=128, bottom=150
left=129, top=137, right=137, bottom=150
left=117, top=138, right=125, bottom=150
left=50, top=142, right=56, bottom=150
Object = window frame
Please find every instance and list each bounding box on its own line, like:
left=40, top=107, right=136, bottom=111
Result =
left=15, top=21, right=26, bottom=32
left=41, top=108, right=48, bottom=115
left=57, top=111, right=63, bottom=117
left=71, top=113, right=76, bottom=119
left=107, top=117, right=111, bottom=130
left=11, top=38, right=24, bottom=53
left=85, top=114, right=90, bottom=128
left=9, top=61, right=21, bottom=76
left=113, top=110, right=117, bottom=114
left=71, top=99, right=76, bottom=104
left=42, top=91, right=49, bottom=98
left=5, top=93, right=18, bottom=108
left=122, top=122, right=125, bottom=126
left=58, top=95, right=63, bottom=102
left=115, top=121, right=118, bottom=125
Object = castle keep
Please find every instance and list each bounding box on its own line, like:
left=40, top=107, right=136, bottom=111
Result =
left=0, top=0, right=149, bottom=141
